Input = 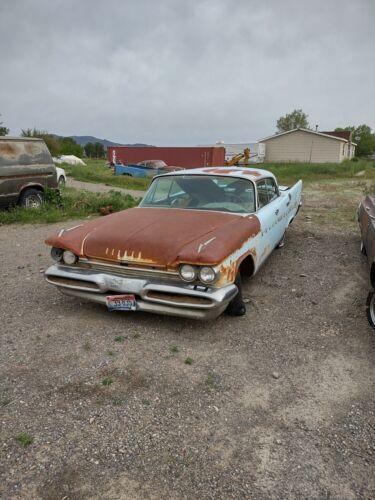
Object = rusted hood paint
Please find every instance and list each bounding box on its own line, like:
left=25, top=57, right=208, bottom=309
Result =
left=45, top=207, right=261, bottom=267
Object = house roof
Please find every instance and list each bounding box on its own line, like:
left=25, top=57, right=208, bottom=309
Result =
left=258, top=128, right=356, bottom=144
left=321, top=130, right=352, bottom=141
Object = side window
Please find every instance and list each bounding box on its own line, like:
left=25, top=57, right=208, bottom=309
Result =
left=265, top=178, right=279, bottom=202
left=257, top=178, right=279, bottom=209
left=257, top=180, right=268, bottom=208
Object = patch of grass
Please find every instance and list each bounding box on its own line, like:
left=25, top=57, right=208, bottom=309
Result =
left=114, top=335, right=125, bottom=342
left=170, top=345, right=179, bottom=353
left=205, top=373, right=215, bottom=387
left=142, top=399, right=151, bottom=406
left=184, top=357, right=193, bottom=365
left=63, top=159, right=151, bottom=192
left=0, top=397, right=11, bottom=407
left=264, top=159, right=375, bottom=185
left=106, top=350, right=115, bottom=356
left=0, top=187, right=138, bottom=224
left=102, top=377, right=114, bottom=386
left=16, top=432, right=33, bottom=447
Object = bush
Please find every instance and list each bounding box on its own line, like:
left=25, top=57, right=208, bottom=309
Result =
left=0, top=187, right=138, bottom=224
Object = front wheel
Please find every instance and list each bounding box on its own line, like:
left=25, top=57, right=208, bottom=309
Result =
left=366, top=291, right=375, bottom=329
left=19, top=188, right=44, bottom=209
left=225, top=273, right=246, bottom=316
left=58, top=175, right=66, bottom=188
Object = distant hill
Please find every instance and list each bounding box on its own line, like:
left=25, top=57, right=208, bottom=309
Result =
left=68, top=136, right=153, bottom=148
left=51, top=134, right=152, bottom=148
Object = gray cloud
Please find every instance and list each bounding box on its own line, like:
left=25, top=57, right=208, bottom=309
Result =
left=0, top=0, right=374, bottom=145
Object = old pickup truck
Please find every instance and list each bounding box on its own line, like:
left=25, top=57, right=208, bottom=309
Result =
left=44, top=167, right=302, bottom=319
left=358, top=195, right=375, bottom=328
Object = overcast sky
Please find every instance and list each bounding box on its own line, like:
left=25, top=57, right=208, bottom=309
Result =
left=0, top=0, right=374, bottom=145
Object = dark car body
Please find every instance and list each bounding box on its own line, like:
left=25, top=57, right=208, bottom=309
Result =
left=358, top=195, right=375, bottom=328
left=0, top=137, right=58, bottom=208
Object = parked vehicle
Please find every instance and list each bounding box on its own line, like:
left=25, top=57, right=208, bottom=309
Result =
left=114, top=160, right=182, bottom=178
left=56, top=166, right=66, bottom=187
left=0, top=137, right=58, bottom=208
left=358, top=195, right=375, bottom=328
left=44, top=167, right=302, bottom=320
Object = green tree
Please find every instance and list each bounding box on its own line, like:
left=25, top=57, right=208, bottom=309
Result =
left=0, top=114, right=9, bottom=136
left=21, top=128, right=60, bottom=156
left=84, top=141, right=105, bottom=158
left=84, top=142, right=95, bottom=158
left=276, top=109, right=309, bottom=133
left=335, top=125, right=375, bottom=157
left=59, top=137, right=84, bottom=158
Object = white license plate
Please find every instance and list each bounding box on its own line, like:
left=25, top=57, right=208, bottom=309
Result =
left=106, top=294, right=137, bottom=311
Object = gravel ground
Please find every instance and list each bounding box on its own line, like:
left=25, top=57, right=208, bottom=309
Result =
left=0, top=211, right=374, bottom=499
left=67, top=178, right=145, bottom=199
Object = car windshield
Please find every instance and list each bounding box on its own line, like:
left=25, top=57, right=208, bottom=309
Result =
left=140, top=175, right=256, bottom=213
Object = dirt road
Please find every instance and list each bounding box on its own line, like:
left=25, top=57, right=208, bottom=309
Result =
left=67, top=177, right=146, bottom=199
left=0, top=210, right=374, bottom=498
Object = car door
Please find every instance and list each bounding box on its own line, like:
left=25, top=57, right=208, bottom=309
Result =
left=255, top=178, right=285, bottom=265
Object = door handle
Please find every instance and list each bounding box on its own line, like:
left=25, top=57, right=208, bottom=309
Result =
left=275, top=209, right=279, bottom=215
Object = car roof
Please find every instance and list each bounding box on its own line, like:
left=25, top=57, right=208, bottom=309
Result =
left=156, top=166, right=275, bottom=182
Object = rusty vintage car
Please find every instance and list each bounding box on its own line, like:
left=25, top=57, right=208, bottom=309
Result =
left=358, top=195, right=375, bottom=328
left=44, top=167, right=302, bottom=319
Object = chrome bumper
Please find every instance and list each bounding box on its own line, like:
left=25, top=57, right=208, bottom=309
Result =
left=44, top=264, right=238, bottom=320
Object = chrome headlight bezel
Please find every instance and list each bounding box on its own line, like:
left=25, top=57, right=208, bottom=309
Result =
left=179, top=264, right=198, bottom=282
left=62, top=250, right=78, bottom=265
left=198, top=266, right=218, bottom=284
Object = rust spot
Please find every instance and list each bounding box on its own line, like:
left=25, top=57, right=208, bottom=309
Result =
left=0, top=143, right=15, bottom=155
left=240, top=170, right=262, bottom=177
left=202, top=168, right=240, bottom=174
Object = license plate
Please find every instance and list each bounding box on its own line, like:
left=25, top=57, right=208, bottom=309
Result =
left=106, top=294, right=137, bottom=311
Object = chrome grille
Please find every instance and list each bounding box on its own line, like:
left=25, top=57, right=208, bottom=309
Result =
left=77, top=258, right=180, bottom=281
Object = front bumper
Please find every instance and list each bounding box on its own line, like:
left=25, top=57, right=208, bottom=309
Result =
left=45, top=264, right=238, bottom=320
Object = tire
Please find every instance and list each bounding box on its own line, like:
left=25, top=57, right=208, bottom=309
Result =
left=276, top=232, right=285, bottom=249
left=58, top=176, right=66, bottom=188
left=225, top=273, right=246, bottom=316
left=366, top=291, right=375, bottom=329
left=361, top=242, right=367, bottom=256
left=19, top=188, right=44, bottom=209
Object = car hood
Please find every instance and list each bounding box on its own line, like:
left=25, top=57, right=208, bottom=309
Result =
left=45, top=207, right=260, bottom=267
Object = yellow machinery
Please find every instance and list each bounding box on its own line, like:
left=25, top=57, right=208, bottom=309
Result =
left=225, top=148, right=250, bottom=166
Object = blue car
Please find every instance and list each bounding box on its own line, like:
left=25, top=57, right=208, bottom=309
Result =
left=114, top=160, right=182, bottom=178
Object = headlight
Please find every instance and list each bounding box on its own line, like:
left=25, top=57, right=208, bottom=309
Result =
left=62, top=250, right=77, bottom=265
left=51, top=247, right=63, bottom=262
left=179, top=264, right=197, bottom=282
left=198, top=266, right=217, bottom=284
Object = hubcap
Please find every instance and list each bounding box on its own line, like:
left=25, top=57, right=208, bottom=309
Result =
left=25, top=195, right=41, bottom=208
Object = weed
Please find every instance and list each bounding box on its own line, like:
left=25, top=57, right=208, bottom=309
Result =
left=0, top=397, right=11, bottom=407
left=16, top=432, right=33, bottom=447
left=82, top=340, right=91, bottom=351
left=142, top=399, right=151, bottom=406
left=170, top=345, right=179, bottom=353
left=102, top=377, right=114, bottom=386
left=107, top=350, right=115, bottom=356
left=112, top=399, right=124, bottom=406
left=133, top=333, right=140, bottom=339
left=114, top=335, right=125, bottom=342
left=205, top=373, right=215, bottom=387
left=184, top=357, right=193, bottom=365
